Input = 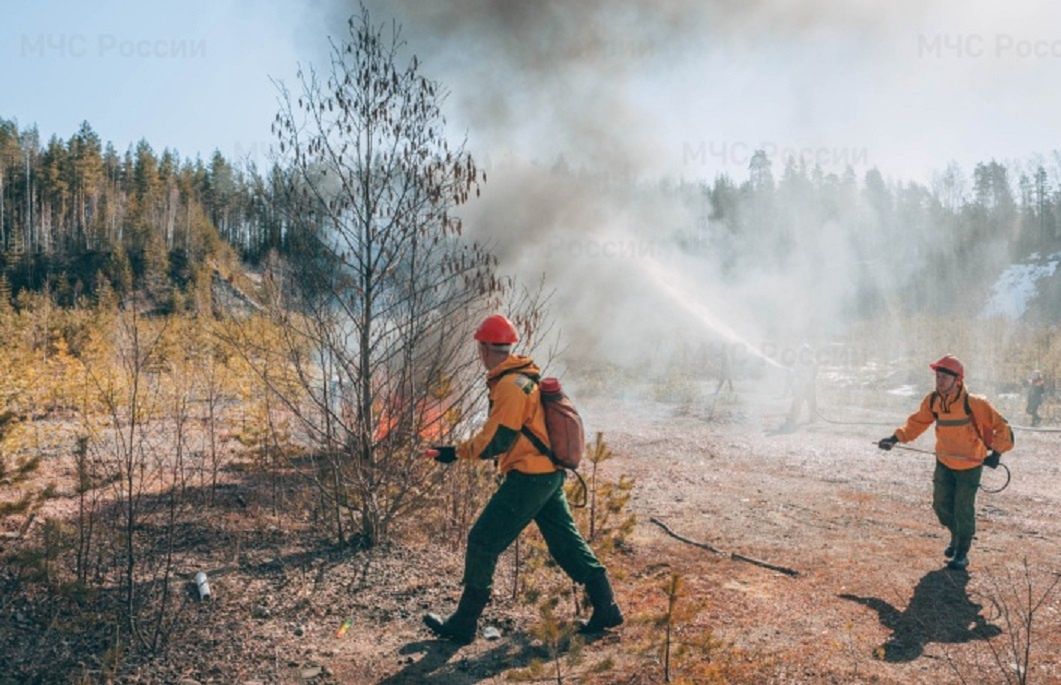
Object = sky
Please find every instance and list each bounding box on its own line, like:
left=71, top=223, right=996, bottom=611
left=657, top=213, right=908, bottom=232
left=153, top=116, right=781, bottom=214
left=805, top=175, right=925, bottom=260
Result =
left=3, top=0, right=1061, bottom=182
left=1, top=0, right=315, bottom=166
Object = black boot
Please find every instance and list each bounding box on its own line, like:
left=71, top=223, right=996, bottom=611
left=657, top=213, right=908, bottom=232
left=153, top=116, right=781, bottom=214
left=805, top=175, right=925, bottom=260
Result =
left=424, top=586, right=490, bottom=645
left=947, top=541, right=971, bottom=570
left=943, top=534, right=956, bottom=558
left=578, top=572, right=624, bottom=635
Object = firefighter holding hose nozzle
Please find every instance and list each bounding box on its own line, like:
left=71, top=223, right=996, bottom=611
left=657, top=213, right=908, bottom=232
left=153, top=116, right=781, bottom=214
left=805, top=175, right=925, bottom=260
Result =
left=877, top=355, right=1014, bottom=571
left=421, top=314, right=623, bottom=645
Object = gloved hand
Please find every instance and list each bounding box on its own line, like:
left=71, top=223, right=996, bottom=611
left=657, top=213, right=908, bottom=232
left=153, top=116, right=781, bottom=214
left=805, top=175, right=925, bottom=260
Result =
left=878, top=435, right=899, bottom=451
left=424, top=445, right=457, bottom=464
left=984, top=450, right=1001, bottom=469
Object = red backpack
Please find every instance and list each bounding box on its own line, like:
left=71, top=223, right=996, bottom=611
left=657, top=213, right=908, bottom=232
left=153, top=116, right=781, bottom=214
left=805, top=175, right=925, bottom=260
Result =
left=507, top=374, right=588, bottom=507
left=520, top=377, right=585, bottom=469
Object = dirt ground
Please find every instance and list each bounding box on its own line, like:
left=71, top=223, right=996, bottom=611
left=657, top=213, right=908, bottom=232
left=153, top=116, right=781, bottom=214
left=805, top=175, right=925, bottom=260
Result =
left=2, top=384, right=1059, bottom=684
left=321, top=386, right=1061, bottom=684
left=583, top=387, right=1061, bottom=684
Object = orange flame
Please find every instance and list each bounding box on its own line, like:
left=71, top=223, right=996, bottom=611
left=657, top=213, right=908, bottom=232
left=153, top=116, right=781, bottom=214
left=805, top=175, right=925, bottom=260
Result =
left=373, top=395, right=458, bottom=443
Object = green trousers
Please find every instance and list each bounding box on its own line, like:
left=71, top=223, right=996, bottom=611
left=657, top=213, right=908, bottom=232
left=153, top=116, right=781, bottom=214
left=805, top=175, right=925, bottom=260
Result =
left=463, top=470, right=605, bottom=592
left=932, top=461, right=982, bottom=554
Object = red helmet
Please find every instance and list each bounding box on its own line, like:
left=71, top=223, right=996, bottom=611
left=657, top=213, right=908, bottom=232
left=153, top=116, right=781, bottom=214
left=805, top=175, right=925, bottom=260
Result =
left=474, top=314, right=519, bottom=344
left=929, top=355, right=964, bottom=381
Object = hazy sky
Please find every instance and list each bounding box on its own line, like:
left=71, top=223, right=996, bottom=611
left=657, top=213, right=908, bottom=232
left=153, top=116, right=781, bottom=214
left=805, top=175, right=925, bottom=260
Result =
left=4, top=0, right=1061, bottom=182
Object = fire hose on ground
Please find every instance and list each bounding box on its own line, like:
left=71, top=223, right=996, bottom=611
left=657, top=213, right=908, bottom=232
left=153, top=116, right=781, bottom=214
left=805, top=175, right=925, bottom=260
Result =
left=649, top=517, right=800, bottom=577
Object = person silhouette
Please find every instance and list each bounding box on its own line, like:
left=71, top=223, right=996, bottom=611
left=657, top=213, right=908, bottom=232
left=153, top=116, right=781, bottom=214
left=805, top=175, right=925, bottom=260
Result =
left=782, top=344, right=817, bottom=429
left=714, top=344, right=735, bottom=396
left=1026, top=370, right=1045, bottom=427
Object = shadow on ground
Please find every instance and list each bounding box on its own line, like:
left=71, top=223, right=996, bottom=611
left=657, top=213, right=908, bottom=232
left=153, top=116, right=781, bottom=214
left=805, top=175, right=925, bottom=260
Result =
left=839, top=567, right=1001, bottom=662
left=376, top=625, right=626, bottom=685
left=377, top=632, right=554, bottom=685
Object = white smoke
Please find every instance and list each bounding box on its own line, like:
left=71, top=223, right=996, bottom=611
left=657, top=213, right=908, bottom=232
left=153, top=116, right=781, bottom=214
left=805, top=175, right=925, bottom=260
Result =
left=290, top=0, right=1061, bottom=381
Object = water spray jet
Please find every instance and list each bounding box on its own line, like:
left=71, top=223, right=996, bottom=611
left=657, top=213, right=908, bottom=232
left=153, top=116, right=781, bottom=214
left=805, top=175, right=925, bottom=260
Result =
left=636, top=256, right=785, bottom=369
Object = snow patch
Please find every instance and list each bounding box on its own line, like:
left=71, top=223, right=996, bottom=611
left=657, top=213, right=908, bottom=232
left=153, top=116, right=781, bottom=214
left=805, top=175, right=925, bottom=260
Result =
left=981, top=252, right=1060, bottom=320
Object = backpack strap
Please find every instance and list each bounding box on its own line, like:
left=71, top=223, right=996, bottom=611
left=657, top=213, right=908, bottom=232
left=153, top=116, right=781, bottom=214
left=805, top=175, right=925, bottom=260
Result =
left=496, top=371, right=553, bottom=459
left=520, top=424, right=556, bottom=462
left=965, top=393, right=989, bottom=444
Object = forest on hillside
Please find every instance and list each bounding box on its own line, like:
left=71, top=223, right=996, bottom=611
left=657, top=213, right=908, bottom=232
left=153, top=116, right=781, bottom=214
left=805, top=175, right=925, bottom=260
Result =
left=3, top=114, right=1061, bottom=319
left=0, top=119, right=294, bottom=310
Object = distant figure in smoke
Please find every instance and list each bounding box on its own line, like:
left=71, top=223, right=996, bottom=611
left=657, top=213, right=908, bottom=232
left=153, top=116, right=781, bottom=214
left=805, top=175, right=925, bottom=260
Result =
left=1026, top=370, right=1045, bottom=427
left=783, top=344, right=817, bottom=429
left=877, top=355, right=1014, bottom=570
left=714, top=344, right=734, bottom=396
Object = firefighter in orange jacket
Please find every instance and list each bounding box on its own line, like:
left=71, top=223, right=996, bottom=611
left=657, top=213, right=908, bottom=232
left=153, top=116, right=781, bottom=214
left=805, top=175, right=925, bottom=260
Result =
left=421, top=314, right=623, bottom=645
left=878, top=355, right=1014, bottom=570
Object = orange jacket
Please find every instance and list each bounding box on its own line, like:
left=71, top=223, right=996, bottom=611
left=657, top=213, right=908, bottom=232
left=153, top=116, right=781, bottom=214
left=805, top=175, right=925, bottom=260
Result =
left=456, top=355, right=556, bottom=475
left=895, top=385, right=1014, bottom=470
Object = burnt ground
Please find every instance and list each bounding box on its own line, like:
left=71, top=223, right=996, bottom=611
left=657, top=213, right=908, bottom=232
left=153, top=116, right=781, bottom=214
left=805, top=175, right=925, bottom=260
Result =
left=1, top=384, right=1059, bottom=684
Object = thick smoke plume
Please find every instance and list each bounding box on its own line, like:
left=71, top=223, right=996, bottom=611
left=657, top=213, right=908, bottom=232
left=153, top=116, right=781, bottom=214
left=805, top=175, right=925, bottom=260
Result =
left=296, top=1, right=1061, bottom=384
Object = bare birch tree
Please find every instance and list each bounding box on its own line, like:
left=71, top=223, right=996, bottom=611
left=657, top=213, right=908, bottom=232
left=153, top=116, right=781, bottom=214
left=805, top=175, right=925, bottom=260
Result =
left=253, top=7, right=517, bottom=547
